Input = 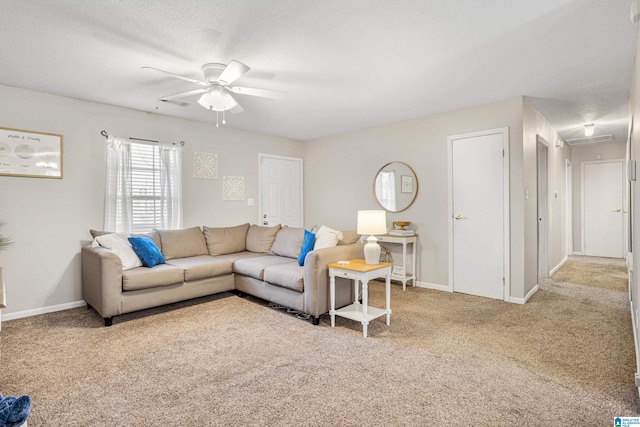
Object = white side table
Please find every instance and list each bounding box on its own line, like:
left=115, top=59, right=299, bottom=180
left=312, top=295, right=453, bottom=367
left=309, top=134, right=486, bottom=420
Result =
left=328, top=259, right=392, bottom=338
left=375, top=234, right=417, bottom=290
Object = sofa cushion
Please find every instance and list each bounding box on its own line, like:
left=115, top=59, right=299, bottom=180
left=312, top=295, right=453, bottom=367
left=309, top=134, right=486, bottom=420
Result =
left=128, top=236, right=165, bottom=268
left=122, top=264, right=184, bottom=291
left=203, top=223, right=250, bottom=256
left=167, top=255, right=233, bottom=282
left=212, top=251, right=264, bottom=263
left=246, top=224, right=281, bottom=253
left=233, top=255, right=294, bottom=280
left=263, top=262, right=304, bottom=292
left=270, top=226, right=304, bottom=259
left=338, top=229, right=360, bottom=245
left=158, top=227, right=208, bottom=260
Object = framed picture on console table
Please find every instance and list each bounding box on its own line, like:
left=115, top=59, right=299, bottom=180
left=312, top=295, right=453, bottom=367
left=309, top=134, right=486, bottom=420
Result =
left=0, top=127, right=63, bottom=179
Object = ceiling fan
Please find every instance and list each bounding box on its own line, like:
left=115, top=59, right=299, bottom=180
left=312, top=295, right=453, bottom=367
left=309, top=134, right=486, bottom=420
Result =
left=143, top=60, right=286, bottom=123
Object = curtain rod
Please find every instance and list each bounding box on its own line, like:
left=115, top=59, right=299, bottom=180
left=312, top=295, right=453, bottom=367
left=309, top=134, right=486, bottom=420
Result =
left=100, top=130, right=185, bottom=146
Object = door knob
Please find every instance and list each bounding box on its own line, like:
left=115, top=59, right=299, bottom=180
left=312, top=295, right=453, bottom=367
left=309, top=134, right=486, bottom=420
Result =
left=454, top=214, right=465, bottom=220
left=612, top=208, right=622, bottom=212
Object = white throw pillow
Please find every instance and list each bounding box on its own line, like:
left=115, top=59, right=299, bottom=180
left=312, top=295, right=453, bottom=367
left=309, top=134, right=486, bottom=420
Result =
left=313, top=225, right=344, bottom=250
left=93, top=233, right=142, bottom=270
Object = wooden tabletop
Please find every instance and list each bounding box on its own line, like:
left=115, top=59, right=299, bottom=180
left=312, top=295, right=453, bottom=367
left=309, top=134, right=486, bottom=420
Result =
left=328, top=259, right=393, bottom=272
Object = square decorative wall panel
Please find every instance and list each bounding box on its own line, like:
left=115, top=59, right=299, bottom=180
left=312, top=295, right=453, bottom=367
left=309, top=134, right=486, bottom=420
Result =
left=193, top=152, right=218, bottom=179
left=223, top=176, right=245, bottom=201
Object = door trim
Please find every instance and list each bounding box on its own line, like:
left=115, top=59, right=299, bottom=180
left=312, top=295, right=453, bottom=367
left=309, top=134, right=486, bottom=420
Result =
left=447, top=127, right=510, bottom=300
left=258, top=153, right=304, bottom=227
left=580, top=158, right=625, bottom=256
left=566, top=159, right=573, bottom=256
left=537, top=136, right=549, bottom=281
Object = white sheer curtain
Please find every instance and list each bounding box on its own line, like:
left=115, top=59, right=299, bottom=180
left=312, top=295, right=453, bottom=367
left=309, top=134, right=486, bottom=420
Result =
left=104, top=135, right=133, bottom=233
left=104, top=135, right=183, bottom=232
left=159, top=142, right=183, bottom=230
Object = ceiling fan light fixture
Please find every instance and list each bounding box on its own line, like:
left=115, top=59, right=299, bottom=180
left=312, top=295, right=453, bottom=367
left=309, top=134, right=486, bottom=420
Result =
left=584, top=123, right=595, bottom=136
left=197, top=87, right=237, bottom=112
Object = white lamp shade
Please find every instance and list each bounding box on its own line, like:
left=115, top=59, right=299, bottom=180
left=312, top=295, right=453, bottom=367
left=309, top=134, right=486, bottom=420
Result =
left=198, top=88, right=237, bottom=112
left=357, top=210, right=387, bottom=235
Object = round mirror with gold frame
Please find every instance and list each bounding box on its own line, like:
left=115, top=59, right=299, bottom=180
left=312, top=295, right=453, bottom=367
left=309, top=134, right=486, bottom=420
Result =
left=373, top=161, right=418, bottom=212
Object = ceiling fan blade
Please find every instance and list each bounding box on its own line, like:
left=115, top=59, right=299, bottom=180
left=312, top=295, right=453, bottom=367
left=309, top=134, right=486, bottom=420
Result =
left=142, top=66, right=209, bottom=87
left=159, top=88, right=208, bottom=101
left=230, top=103, right=244, bottom=114
left=218, top=60, right=250, bottom=85
left=228, top=86, right=287, bottom=100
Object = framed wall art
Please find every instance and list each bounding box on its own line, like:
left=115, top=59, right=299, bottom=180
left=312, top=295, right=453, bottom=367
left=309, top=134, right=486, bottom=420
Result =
left=0, top=127, right=63, bottom=179
left=223, top=176, right=245, bottom=201
left=193, top=152, right=218, bottom=179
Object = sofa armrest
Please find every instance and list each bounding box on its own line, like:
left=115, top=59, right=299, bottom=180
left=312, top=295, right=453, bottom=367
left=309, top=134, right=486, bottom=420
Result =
left=81, top=245, right=124, bottom=319
left=302, top=242, right=365, bottom=317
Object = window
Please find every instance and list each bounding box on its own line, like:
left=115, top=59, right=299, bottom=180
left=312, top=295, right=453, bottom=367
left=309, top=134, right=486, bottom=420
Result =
left=131, top=143, right=163, bottom=233
left=104, top=136, right=182, bottom=233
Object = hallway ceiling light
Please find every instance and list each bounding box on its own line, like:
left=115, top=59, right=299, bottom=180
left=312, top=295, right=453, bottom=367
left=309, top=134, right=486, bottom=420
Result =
left=584, top=123, right=595, bottom=136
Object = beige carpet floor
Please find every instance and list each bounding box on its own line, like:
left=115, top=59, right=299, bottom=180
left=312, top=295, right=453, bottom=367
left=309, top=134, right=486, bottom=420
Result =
left=0, top=255, right=636, bottom=426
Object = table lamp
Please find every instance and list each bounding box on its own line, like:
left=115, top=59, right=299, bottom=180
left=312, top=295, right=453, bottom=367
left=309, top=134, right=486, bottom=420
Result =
left=357, top=210, right=387, bottom=265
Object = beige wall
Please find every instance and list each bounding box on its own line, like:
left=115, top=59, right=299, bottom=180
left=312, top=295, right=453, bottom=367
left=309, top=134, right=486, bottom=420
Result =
left=569, top=142, right=627, bottom=253
left=303, top=96, right=531, bottom=298
left=0, top=84, right=574, bottom=316
left=0, top=84, right=301, bottom=315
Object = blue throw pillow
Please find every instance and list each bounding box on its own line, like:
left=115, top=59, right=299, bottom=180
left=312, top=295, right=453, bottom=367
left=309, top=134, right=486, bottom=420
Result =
left=297, top=229, right=316, bottom=266
left=128, top=236, right=165, bottom=268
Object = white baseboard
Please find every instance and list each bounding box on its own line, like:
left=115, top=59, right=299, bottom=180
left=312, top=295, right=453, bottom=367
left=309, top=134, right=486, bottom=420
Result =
left=415, top=281, right=452, bottom=292
left=2, top=300, right=86, bottom=322
left=509, top=284, right=539, bottom=304
left=549, top=256, right=568, bottom=276
left=572, top=251, right=584, bottom=256
left=416, top=280, right=540, bottom=305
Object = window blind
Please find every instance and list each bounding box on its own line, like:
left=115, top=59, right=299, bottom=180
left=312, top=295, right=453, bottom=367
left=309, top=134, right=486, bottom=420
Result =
left=130, top=142, right=164, bottom=233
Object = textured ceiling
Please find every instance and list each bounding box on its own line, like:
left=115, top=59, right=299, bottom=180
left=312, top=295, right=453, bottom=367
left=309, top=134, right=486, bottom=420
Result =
left=0, top=0, right=637, bottom=142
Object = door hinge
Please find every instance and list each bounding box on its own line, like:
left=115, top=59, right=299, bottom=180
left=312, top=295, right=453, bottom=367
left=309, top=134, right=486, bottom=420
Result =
left=502, top=149, right=505, bottom=157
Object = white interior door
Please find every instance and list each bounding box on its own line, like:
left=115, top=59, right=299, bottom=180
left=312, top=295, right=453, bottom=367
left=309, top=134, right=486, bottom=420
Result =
left=583, top=160, right=624, bottom=258
left=537, top=139, right=549, bottom=281
left=259, top=154, right=303, bottom=227
left=448, top=128, right=509, bottom=300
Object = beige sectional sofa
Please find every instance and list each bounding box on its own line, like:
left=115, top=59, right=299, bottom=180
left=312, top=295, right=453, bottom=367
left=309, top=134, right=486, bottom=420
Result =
left=81, top=224, right=364, bottom=326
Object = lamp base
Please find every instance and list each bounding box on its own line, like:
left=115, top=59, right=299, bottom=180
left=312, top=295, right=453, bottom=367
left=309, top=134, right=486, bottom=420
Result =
left=364, top=235, right=381, bottom=265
